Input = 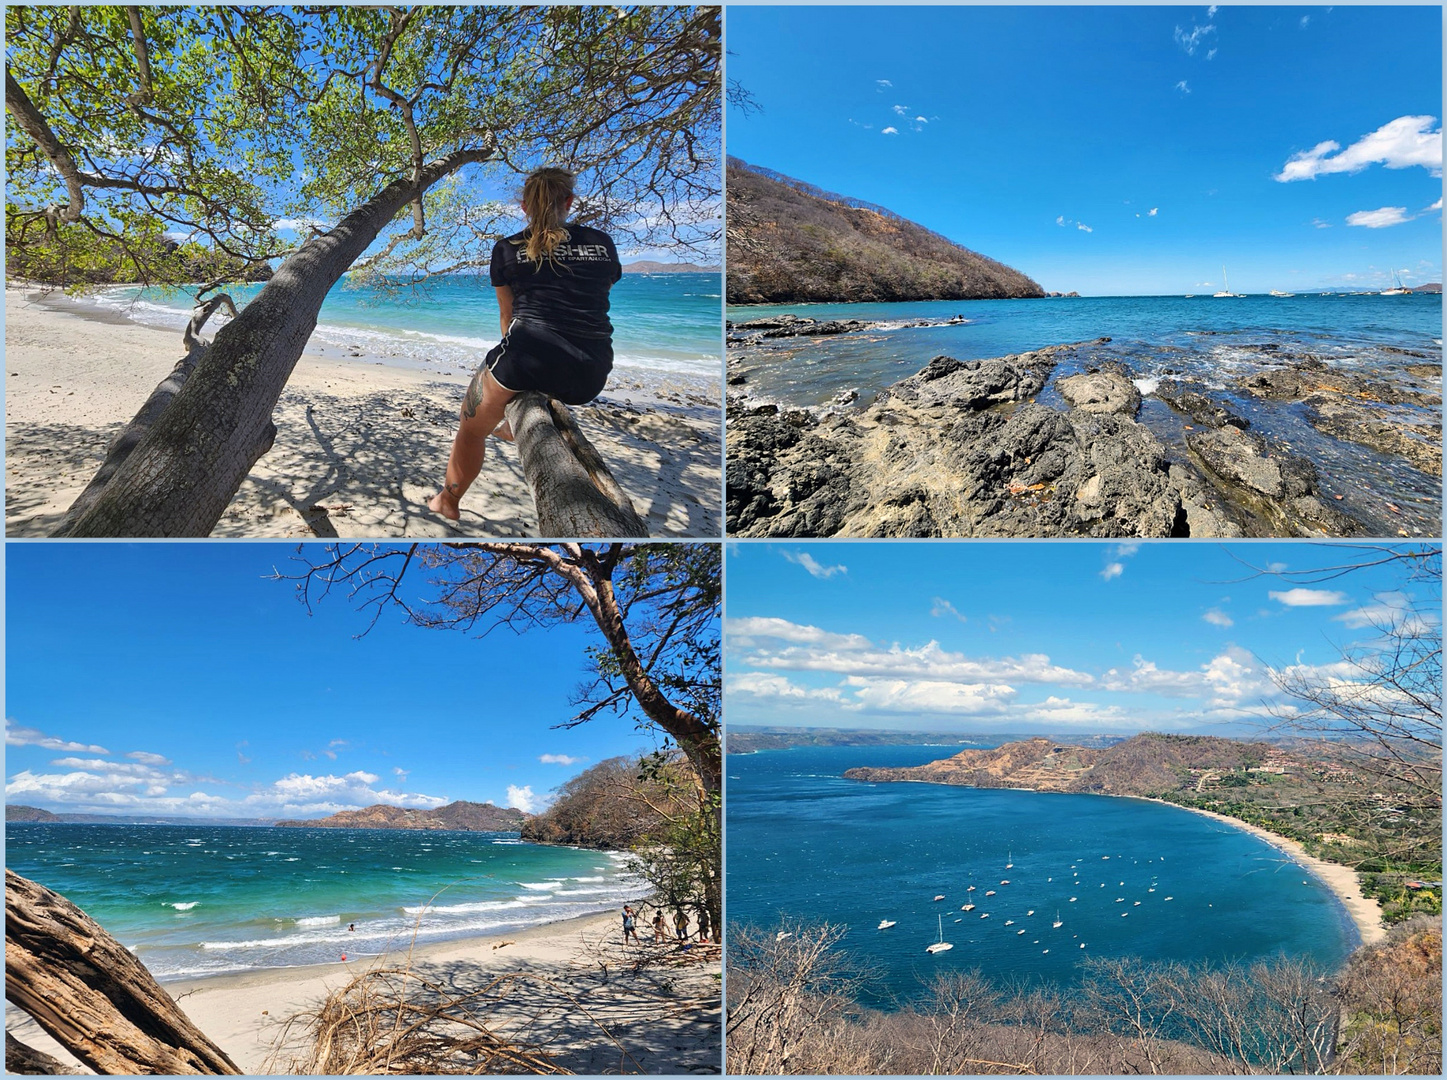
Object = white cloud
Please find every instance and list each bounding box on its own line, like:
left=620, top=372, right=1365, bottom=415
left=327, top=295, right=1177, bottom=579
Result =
left=930, top=597, right=968, bottom=623
left=49, top=757, right=170, bottom=779
left=6, top=757, right=449, bottom=818
left=731, top=617, right=1094, bottom=687
left=1175, top=81, right=1191, bottom=94
left=1269, top=588, right=1349, bottom=607
left=1346, top=206, right=1411, bottom=229
left=1077, top=223, right=1093, bottom=233
left=1056, top=215, right=1065, bottom=226
left=6, top=720, right=109, bottom=755
left=726, top=672, right=843, bottom=703
left=882, top=127, right=899, bottom=136
left=393, top=767, right=409, bottom=780
left=1430, top=198, right=1443, bottom=211
left=1207, top=5, right=1218, bottom=15
left=127, top=751, right=171, bottom=766
left=1100, top=542, right=1140, bottom=582
left=782, top=549, right=846, bottom=579
left=842, top=676, right=1016, bottom=716
left=1202, top=608, right=1234, bottom=628
left=1335, top=593, right=1437, bottom=635
left=915, top=116, right=928, bottom=124
left=728, top=616, right=873, bottom=651
left=507, top=785, right=539, bottom=813
left=540, top=753, right=582, bottom=765
left=1299, top=14, right=1310, bottom=27
left=892, top=104, right=909, bottom=116
left=1022, top=696, right=1131, bottom=726
left=1147, top=207, right=1158, bottom=216
left=1206, top=48, right=1217, bottom=61
left=1275, top=116, right=1443, bottom=182
left=273, top=217, right=325, bottom=232
left=1101, top=646, right=1271, bottom=708
left=876, top=79, right=892, bottom=89
left=1174, top=22, right=1216, bottom=56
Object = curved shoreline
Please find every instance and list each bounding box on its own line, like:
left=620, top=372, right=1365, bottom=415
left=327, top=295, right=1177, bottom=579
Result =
left=1137, top=797, right=1386, bottom=946
left=841, top=771, right=1387, bottom=949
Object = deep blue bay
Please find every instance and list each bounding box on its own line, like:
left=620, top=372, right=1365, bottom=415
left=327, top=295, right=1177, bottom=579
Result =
left=5, top=824, right=647, bottom=980
left=726, top=745, right=1358, bottom=1009
left=727, top=293, right=1442, bottom=535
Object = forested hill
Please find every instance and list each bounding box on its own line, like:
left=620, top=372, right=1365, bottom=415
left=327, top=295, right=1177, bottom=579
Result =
left=842, top=733, right=1275, bottom=796
left=274, top=800, right=525, bottom=831
left=726, top=157, right=1045, bottom=304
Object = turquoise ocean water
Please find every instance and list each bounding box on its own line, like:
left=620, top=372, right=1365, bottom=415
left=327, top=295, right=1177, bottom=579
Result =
left=726, top=745, right=1358, bottom=1009
left=6, top=824, right=647, bottom=980
left=727, top=293, right=1442, bottom=534
left=97, top=272, right=722, bottom=391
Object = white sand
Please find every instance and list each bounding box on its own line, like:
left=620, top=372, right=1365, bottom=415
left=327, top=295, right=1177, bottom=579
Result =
left=5, top=285, right=721, bottom=538
left=5, top=910, right=722, bottom=1074
left=1142, top=797, right=1388, bottom=946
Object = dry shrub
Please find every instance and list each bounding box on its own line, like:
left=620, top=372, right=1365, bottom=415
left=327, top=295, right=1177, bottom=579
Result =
left=267, top=967, right=616, bottom=1075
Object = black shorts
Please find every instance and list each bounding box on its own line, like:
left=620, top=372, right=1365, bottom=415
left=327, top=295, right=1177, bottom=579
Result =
left=483, top=319, right=612, bottom=406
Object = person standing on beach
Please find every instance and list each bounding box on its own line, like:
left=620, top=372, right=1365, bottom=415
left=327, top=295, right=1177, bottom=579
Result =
left=622, top=904, right=640, bottom=946
left=430, top=167, right=623, bottom=521
left=652, top=909, right=666, bottom=944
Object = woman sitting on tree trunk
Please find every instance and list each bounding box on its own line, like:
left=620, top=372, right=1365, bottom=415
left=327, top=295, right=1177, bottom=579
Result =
left=430, top=167, right=623, bottom=521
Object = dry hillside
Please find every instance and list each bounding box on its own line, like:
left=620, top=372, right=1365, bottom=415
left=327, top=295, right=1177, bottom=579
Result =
left=726, top=158, right=1044, bottom=304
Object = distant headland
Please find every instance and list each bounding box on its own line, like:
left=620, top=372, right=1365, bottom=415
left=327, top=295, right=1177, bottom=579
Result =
left=725, top=157, right=1044, bottom=304
left=273, top=800, right=525, bottom=831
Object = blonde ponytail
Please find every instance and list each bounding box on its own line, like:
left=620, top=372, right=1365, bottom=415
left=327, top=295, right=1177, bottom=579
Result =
left=520, top=167, right=575, bottom=267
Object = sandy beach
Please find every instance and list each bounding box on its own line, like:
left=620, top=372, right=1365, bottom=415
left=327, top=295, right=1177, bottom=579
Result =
left=1142, top=798, right=1388, bottom=947
left=5, top=909, right=722, bottom=1074
left=5, top=285, right=721, bottom=538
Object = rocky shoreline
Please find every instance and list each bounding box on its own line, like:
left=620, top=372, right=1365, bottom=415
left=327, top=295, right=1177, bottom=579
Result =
left=727, top=337, right=1439, bottom=538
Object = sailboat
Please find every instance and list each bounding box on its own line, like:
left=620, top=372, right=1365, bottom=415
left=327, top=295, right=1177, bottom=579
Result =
left=1382, top=271, right=1411, bottom=296
left=1213, top=266, right=1241, bottom=298
left=926, top=913, right=954, bottom=953
left=1005, top=850, right=1014, bottom=869
left=1052, top=911, right=1063, bottom=928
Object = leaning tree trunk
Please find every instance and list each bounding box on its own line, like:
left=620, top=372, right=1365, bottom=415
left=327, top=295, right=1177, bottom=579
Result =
left=506, top=392, right=648, bottom=538
left=5, top=869, right=241, bottom=1074
left=54, top=146, right=492, bottom=537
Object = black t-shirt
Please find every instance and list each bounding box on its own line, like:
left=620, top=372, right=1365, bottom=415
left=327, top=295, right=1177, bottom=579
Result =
left=489, top=224, right=622, bottom=340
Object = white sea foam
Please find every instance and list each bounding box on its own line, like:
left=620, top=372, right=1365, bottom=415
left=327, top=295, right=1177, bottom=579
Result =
left=1133, top=377, right=1159, bottom=396
left=401, top=898, right=532, bottom=915
left=167, top=901, right=200, bottom=911
left=518, top=880, right=566, bottom=891
left=294, top=915, right=340, bottom=927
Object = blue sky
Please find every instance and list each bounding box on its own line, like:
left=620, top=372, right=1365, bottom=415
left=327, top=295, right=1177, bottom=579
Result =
left=725, top=542, right=1440, bottom=735
left=727, top=6, right=1443, bottom=295
left=5, top=545, right=664, bottom=819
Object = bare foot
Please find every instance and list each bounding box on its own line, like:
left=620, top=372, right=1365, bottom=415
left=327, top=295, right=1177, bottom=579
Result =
left=428, top=489, right=461, bottom=520
left=492, top=420, right=515, bottom=443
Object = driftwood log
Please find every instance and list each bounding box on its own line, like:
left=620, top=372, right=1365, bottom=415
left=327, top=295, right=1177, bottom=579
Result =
left=507, top=392, right=648, bottom=538
left=6, top=1031, right=81, bottom=1075
left=5, top=869, right=240, bottom=1075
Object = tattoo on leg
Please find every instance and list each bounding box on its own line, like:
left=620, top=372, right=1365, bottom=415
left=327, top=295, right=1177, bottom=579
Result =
left=463, top=369, right=487, bottom=419
left=447, top=482, right=462, bottom=495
